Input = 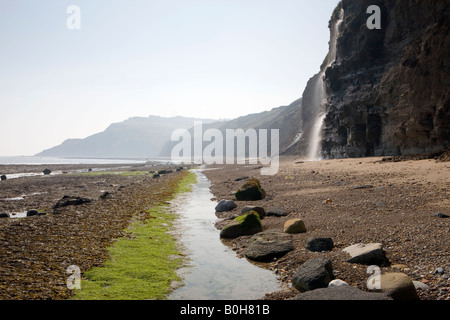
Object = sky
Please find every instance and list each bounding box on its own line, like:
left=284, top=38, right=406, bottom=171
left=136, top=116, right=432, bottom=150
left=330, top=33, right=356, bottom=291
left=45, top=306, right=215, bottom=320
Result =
left=0, top=0, right=340, bottom=156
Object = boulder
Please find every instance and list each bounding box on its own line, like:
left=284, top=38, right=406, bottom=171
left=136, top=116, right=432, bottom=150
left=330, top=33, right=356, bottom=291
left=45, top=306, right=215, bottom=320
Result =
left=0, top=212, right=10, bottom=218
left=241, top=206, right=266, bottom=219
left=283, top=219, right=307, bottom=234
left=219, top=212, right=262, bottom=239
left=291, top=286, right=392, bottom=300
left=245, top=230, right=294, bottom=262
left=267, top=206, right=288, bottom=217
left=291, top=258, right=334, bottom=292
left=235, top=178, right=266, bottom=201
left=43, top=169, right=52, bottom=175
left=1, top=175, right=6, bottom=181
left=343, top=243, right=388, bottom=265
left=375, top=273, right=420, bottom=300
left=305, top=237, right=334, bottom=252
left=215, top=200, right=237, bottom=213
left=152, top=173, right=160, bottom=179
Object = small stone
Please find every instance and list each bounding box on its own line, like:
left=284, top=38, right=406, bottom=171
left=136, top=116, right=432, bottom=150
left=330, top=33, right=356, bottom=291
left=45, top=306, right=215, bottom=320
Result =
left=433, top=267, right=444, bottom=275
left=351, top=185, right=374, bottom=190
left=328, top=279, right=349, bottom=287
left=432, top=212, right=449, bottom=218
left=0, top=212, right=10, bottom=218
left=267, top=206, right=288, bottom=217
left=283, top=218, right=307, bottom=234
left=0, top=175, right=6, bottom=181
left=26, top=210, right=39, bottom=217
left=413, top=281, right=430, bottom=291
left=43, top=169, right=52, bottom=175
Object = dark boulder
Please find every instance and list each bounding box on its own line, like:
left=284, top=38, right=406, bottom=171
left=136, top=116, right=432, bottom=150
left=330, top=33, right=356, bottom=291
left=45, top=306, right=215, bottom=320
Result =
left=245, top=230, right=294, bottom=262
left=219, top=212, right=262, bottom=239
left=1, top=175, right=6, bottom=181
left=215, top=200, right=237, bottom=213
left=305, top=237, right=334, bottom=252
left=43, top=169, right=52, bottom=175
left=235, top=178, right=266, bottom=201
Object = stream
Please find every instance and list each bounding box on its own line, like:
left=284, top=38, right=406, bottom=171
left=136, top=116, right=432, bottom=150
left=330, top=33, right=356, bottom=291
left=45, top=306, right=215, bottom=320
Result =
left=169, top=168, right=281, bottom=300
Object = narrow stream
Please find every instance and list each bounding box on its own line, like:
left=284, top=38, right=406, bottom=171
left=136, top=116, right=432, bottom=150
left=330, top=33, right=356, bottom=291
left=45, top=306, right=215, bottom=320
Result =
left=169, top=168, right=281, bottom=300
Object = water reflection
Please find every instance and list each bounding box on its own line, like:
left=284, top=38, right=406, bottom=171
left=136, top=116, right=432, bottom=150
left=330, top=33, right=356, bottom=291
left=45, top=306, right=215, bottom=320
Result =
left=169, top=169, right=280, bottom=300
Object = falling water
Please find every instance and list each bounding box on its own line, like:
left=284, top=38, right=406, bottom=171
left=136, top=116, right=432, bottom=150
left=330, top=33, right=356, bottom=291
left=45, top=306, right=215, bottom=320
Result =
left=307, top=9, right=344, bottom=161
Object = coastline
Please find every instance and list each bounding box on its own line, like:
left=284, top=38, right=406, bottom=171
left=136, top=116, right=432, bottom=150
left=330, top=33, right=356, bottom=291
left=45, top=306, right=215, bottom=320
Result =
left=202, top=156, right=449, bottom=300
left=0, top=162, right=193, bottom=300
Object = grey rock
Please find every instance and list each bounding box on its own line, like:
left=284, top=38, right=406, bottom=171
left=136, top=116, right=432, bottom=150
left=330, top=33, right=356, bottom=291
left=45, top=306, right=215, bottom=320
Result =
left=235, top=176, right=249, bottom=181
left=245, top=230, right=294, bottom=262
left=343, top=243, right=388, bottom=265
left=267, top=206, right=288, bottom=217
left=433, top=267, right=444, bottom=275
left=328, top=279, right=349, bottom=287
left=413, top=281, right=430, bottom=291
left=292, top=257, right=334, bottom=292
left=291, top=286, right=392, bottom=300
left=306, top=237, right=334, bottom=252
left=215, top=200, right=237, bottom=213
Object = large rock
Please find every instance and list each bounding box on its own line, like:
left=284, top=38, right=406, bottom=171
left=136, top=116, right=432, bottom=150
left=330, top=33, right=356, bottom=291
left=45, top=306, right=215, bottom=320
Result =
left=283, top=219, right=307, bottom=234
left=305, top=237, right=334, bottom=252
left=1, top=175, right=6, bottom=181
left=375, top=273, right=420, bottom=300
left=343, top=243, right=387, bottom=265
left=235, top=178, right=266, bottom=201
left=245, top=230, right=294, bottom=262
left=219, top=212, right=262, bottom=239
left=291, top=258, right=334, bottom=292
left=291, top=286, right=392, bottom=300
left=0, top=212, right=10, bottom=218
left=43, top=169, right=52, bottom=175
left=215, top=200, right=237, bottom=213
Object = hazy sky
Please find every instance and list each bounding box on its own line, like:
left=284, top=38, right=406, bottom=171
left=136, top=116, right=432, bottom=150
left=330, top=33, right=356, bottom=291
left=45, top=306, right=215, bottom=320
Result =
left=0, top=0, right=340, bottom=156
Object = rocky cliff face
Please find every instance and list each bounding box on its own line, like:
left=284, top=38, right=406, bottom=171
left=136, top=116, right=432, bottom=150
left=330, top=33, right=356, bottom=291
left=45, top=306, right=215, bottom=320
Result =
left=322, top=0, right=449, bottom=158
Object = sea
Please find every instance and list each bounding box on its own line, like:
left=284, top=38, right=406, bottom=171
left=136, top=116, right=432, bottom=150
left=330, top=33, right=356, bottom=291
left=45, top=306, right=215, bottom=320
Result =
left=0, top=156, right=163, bottom=165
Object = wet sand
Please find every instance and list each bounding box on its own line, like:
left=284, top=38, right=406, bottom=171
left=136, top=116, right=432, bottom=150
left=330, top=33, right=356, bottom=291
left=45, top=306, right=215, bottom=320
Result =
left=202, top=156, right=450, bottom=300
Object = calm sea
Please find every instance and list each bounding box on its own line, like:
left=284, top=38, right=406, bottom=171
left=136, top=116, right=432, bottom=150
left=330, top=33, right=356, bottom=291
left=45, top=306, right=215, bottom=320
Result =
left=0, top=156, right=153, bottom=165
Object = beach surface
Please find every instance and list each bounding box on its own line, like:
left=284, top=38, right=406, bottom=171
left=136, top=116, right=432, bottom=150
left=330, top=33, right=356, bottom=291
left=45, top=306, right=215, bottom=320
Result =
left=202, top=156, right=449, bottom=300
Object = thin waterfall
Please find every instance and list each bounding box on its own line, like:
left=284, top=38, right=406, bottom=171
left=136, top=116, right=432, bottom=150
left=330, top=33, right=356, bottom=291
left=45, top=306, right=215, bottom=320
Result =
left=307, top=9, right=344, bottom=161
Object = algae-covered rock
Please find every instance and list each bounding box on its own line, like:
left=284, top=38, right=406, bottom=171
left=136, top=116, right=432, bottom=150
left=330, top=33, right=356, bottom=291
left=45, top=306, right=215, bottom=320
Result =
left=219, top=211, right=263, bottom=239
left=235, top=178, right=266, bottom=201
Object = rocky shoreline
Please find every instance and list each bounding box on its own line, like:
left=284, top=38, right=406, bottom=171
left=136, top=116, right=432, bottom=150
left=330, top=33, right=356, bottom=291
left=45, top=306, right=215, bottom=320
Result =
left=203, top=156, right=449, bottom=300
left=0, top=163, right=191, bottom=300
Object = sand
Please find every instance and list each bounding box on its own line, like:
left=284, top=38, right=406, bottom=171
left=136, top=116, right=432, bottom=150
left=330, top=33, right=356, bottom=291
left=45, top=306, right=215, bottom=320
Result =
left=202, top=156, right=450, bottom=300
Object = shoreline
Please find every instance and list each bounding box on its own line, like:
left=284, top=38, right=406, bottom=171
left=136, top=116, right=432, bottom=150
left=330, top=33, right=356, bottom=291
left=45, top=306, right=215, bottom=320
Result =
left=0, top=163, right=193, bottom=300
left=0, top=156, right=448, bottom=300
left=202, top=156, right=449, bottom=300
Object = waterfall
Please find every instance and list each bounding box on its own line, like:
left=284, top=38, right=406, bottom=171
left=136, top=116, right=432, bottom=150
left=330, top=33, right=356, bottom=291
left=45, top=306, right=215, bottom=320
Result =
left=307, top=8, right=344, bottom=161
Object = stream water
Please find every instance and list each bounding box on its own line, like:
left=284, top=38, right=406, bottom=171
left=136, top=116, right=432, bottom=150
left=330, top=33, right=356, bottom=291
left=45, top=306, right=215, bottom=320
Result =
left=169, top=168, right=281, bottom=300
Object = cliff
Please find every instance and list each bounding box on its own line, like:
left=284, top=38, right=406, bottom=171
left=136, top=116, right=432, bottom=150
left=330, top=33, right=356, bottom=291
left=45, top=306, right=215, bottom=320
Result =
left=322, top=0, right=449, bottom=158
